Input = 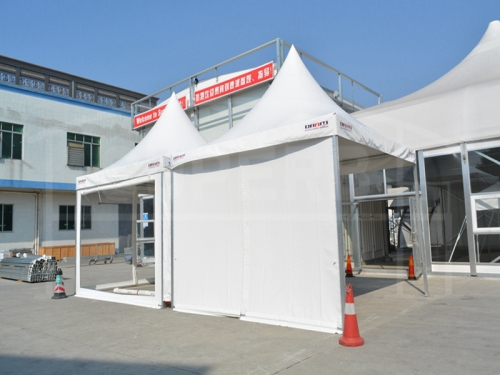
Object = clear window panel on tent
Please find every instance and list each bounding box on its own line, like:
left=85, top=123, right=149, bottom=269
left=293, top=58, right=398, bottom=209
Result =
left=474, top=234, right=500, bottom=263
left=473, top=197, right=500, bottom=263
left=79, top=182, right=156, bottom=293
left=353, top=170, right=384, bottom=196
left=385, top=166, right=415, bottom=194
left=468, top=146, right=500, bottom=194
left=474, top=197, right=500, bottom=229
left=424, top=153, right=469, bottom=262
left=354, top=167, right=415, bottom=197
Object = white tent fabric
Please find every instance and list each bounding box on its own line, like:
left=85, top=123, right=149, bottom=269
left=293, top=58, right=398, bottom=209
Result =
left=354, top=20, right=500, bottom=151
left=173, top=138, right=340, bottom=332
left=171, top=46, right=415, bottom=333
left=171, top=47, right=415, bottom=174
left=77, top=92, right=206, bottom=190
left=75, top=92, right=206, bottom=306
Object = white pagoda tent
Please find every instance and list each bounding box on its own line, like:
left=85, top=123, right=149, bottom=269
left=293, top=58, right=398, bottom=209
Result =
left=168, top=46, right=415, bottom=333
left=75, top=93, right=206, bottom=308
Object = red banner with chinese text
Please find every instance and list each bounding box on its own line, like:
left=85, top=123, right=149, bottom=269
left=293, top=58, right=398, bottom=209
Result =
left=133, top=96, right=187, bottom=129
left=194, top=61, right=274, bottom=105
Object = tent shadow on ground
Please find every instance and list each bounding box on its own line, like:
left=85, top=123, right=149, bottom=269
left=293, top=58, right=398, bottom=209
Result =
left=346, top=276, right=423, bottom=297
left=0, top=355, right=211, bottom=375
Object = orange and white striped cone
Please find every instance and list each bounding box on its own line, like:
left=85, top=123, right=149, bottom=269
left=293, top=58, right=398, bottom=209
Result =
left=339, top=284, right=364, bottom=347
left=52, top=268, right=67, bottom=299
left=345, top=254, right=354, bottom=278
left=408, top=255, right=417, bottom=280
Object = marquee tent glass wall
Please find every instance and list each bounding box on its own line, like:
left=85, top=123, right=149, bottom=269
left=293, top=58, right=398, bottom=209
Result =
left=355, top=20, right=500, bottom=276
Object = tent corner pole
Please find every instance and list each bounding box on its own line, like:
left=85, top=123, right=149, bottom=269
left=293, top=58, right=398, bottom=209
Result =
left=156, top=173, right=164, bottom=308
left=75, top=191, right=82, bottom=295
left=414, top=158, right=430, bottom=297
left=348, top=174, right=362, bottom=270
left=132, top=186, right=138, bottom=285
left=332, top=136, right=346, bottom=329
left=170, top=169, right=174, bottom=308
left=460, top=143, right=477, bottom=276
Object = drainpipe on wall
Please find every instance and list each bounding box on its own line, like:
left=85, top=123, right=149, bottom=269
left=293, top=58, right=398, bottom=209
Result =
left=34, top=191, right=41, bottom=254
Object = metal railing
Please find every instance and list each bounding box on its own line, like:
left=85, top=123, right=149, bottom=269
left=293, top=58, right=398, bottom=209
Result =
left=0, top=55, right=151, bottom=111
left=131, top=38, right=382, bottom=128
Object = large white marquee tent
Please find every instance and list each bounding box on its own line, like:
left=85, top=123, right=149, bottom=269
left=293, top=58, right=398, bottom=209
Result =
left=75, top=46, right=415, bottom=333
left=354, top=20, right=500, bottom=151
left=352, top=20, right=500, bottom=277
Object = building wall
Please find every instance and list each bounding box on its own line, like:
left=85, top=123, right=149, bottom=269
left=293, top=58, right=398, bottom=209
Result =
left=0, top=82, right=141, bottom=252
left=0, top=85, right=139, bottom=186
left=39, top=192, right=119, bottom=249
left=0, top=191, right=36, bottom=251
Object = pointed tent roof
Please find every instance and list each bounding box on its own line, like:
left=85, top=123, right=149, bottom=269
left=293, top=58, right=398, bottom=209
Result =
left=354, top=20, right=500, bottom=151
left=171, top=46, right=414, bottom=173
left=212, top=46, right=343, bottom=141
left=77, top=92, right=206, bottom=190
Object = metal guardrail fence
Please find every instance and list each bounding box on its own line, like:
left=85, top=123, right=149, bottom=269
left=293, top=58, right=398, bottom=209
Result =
left=131, top=38, right=382, bottom=128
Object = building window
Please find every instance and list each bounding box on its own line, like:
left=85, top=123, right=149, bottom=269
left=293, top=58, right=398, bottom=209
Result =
left=0, top=122, right=23, bottom=160
left=59, top=205, right=91, bottom=230
left=67, top=133, right=100, bottom=167
left=81, top=205, right=92, bottom=230
left=0, top=204, right=13, bottom=232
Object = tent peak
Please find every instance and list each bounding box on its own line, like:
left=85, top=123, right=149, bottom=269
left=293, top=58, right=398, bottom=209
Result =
left=476, top=20, right=500, bottom=47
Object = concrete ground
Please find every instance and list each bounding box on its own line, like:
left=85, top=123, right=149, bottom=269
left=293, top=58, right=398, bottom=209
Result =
left=1, top=264, right=499, bottom=375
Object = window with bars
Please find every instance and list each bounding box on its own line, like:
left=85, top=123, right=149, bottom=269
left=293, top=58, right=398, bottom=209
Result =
left=67, top=133, right=100, bottom=167
left=59, top=205, right=91, bottom=230
left=0, top=122, right=23, bottom=160
left=0, top=204, right=13, bottom=232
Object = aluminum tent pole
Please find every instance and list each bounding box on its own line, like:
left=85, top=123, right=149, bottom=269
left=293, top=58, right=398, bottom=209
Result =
left=410, top=165, right=429, bottom=297
left=75, top=191, right=82, bottom=294
left=132, top=186, right=138, bottom=285
left=348, top=174, right=361, bottom=270
left=332, top=136, right=346, bottom=329
left=461, top=143, right=477, bottom=276
left=417, top=151, right=430, bottom=296
left=170, top=170, right=175, bottom=307
left=139, top=196, right=145, bottom=259
left=155, top=173, right=164, bottom=308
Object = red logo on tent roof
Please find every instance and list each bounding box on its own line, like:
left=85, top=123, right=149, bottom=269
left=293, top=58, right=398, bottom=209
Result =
left=304, top=120, right=329, bottom=131
left=340, top=122, right=353, bottom=132
left=173, top=154, right=185, bottom=161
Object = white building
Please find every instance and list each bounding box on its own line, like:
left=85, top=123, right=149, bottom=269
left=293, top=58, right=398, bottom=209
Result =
left=0, top=55, right=155, bottom=254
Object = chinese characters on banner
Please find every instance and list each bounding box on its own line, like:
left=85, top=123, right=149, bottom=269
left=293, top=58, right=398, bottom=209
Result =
left=133, top=96, right=187, bottom=129
left=132, top=61, right=275, bottom=129
left=194, top=61, right=274, bottom=105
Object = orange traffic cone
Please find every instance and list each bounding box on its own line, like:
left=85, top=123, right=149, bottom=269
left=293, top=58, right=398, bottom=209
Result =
left=52, top=268, right=67, bottom=299
left=339, top=284, right=364, bottom=347
left=408, top=255, right=417, bottom=280
left=345, top=254, right=354, bottom=277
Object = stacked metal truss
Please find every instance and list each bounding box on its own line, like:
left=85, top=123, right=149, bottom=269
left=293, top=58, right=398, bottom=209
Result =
left=0, top=254, right=58, bottom=282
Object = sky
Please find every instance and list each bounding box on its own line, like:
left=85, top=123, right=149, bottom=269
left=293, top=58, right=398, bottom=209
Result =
left=1, top=1, right=499, bottom=105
